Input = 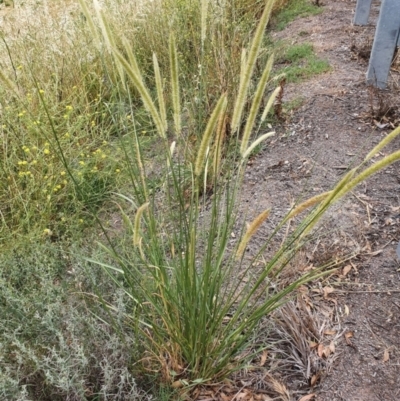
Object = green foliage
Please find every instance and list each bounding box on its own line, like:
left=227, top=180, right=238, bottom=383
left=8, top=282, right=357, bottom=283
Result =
left=272, top=0, right=323, bottom=30
left=284, top=42, right=314, bottom=62
left=0, top=241, right=148, bottom=401
left=276, top=42, right=330, bottom=83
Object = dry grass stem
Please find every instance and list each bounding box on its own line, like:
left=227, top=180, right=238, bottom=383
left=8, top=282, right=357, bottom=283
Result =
left=114, top=49, right=166, bottom=137
left=231, top=0, right=275, bottom=133
left=285, top=191, right=332, bottom=221
left=236, top=209, right=270, bottom=259
left=261, top=86, right=282, bottom=121
left=133, top=202, right=150, bottom=248
left=242, top=131, right=275, bottom=160
left=153, top=53, right=168, bottom=132
left=364, top=125, right=400, bottom=161
left=240, top=55, right=275, bottom=156
left=195, top=93, right=227, bottom=177
left=201, top=0, right=210, bottom=48
left=212, top=111, right=227, bottom=177
left=169, top=34, right=181, bottom=136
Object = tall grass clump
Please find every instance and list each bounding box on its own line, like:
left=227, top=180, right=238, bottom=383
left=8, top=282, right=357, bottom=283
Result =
left=75, top=0, right=400, bottom=391
left=2, top=0, right=400, bottom=398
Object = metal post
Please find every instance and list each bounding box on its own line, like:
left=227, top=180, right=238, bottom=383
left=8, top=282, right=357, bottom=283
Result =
left=366, top=0, right=400, bottom=88
left=354, top=0, right=374, bottom=26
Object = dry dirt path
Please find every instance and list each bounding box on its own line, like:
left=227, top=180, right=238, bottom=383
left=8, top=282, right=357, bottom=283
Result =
left=242, top=0, right=400, bottom=400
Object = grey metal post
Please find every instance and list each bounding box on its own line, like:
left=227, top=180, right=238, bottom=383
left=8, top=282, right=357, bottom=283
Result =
left=354, top=0, right=373, bottom=25
left=366, top=0, right=400, bottom=88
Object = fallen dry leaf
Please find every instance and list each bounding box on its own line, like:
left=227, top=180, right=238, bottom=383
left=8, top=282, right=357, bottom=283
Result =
left=329, top=341, right=335, bottom=354
left=317, top=343, right=324, bottom=358
left=344, top=331, right=354, bottom=345
left=220, top=392, right=230, bottom=401
left=383, top=349, right=390, bottom=362
left=260, top=350, right=268, bottom=367
left=322, top=346, right=331, bottom=358
left=237, top=391, right=248, bottom=400
left=309, top=341, right=318, bottom=349
left=171, top=380, right=183, bottom=389
left=310, top=373, right=319, bottom=386
left=324, top=330, right=336, bottom=336
left=299, top=394, right=316, bottom=401
left=344, top=304, right=350, bottom=316
left=342, top=265, right=352, bottom=276
left=254, top=395, right=272, bottom=401
left=323, top=286, right=335, bottom=299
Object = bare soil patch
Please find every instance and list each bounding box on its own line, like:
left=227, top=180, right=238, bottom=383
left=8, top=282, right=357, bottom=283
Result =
left=235, top=0, right=400, bottom=400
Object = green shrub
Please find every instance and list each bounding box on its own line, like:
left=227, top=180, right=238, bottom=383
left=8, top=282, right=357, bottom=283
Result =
left=0, top=242, right=148, bottom=401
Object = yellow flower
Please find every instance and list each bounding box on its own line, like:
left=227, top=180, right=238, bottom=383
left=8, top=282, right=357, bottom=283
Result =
left=39, top=89, right=45, bottom=94
left=65, top=105, right=73, bottom=111
left=44, top=149, right=50, bottom=155
left=43, top=228, right=52, bottom=235
left=79, top=161, right=85, bottom=166
left=115, top=168, right=121, bottom=173
left=60, top=171, right=66, bottom=176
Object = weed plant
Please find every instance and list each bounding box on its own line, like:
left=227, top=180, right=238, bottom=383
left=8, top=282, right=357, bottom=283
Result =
left=271, top=0, right=323, bottom=30
left=1, top=0, right=400, bottom=398
left=275, top=42, right=330, bottom=83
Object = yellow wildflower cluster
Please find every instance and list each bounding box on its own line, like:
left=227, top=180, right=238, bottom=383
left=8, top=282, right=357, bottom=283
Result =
left=43, top=143, right=50, bottom=155
left=92, top=148, right=107, bottom=159
left=18, top=171, right=33, bottom=178
left=64, top=105, right=74, bottom=119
